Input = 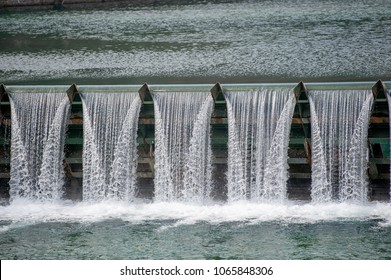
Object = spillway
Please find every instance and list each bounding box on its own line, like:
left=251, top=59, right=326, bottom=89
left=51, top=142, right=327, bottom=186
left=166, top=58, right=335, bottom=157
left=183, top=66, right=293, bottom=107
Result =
left=308, top=89, right=373, bottom=203
left=0, top=81, right=389, bottom=204
left=152, top=90, right=214, bottom=202
left=7, top=87, right=71, bottom=201
left=224, top=88, right=296, bottom=202
left=80, top=88, right=141, bottom=202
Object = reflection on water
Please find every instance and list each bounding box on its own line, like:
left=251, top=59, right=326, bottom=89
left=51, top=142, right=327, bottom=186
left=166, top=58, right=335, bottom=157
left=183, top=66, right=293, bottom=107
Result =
left=1, top=0, right=391, bottom=84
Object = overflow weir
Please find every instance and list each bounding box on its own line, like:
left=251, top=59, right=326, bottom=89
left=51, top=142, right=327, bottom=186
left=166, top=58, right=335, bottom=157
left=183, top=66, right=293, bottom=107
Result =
left=0, top=81, right=390, bottom=203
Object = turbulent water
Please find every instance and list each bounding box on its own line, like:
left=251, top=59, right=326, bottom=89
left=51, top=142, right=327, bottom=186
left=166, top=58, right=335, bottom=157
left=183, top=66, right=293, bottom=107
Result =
left=1, top=200, right=391, bottom=259
left=224, top=88, right=296, bottom=202
left=1, top=0, right=391, bottom=260
left=80, top=89, right=141, bottom=202
left=1, top=0, right=391, bottom=84
left=308, top=90, right=373, bottom=203
left=8, top=88, right=71, bottom=201
left=153, top=91, right=214, bottom=202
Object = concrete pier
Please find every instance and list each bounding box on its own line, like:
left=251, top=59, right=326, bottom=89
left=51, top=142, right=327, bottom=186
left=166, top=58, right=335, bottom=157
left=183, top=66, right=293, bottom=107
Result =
left=0, top=0, right=194, bottom=9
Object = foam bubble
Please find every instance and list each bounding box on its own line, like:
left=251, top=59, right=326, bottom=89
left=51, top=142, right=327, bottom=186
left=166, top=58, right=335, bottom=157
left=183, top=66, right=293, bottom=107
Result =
left=1, top=200, right=390, bottom=232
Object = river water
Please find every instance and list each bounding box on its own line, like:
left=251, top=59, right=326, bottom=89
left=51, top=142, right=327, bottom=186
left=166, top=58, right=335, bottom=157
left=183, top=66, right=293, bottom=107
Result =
left=1, top=0, right=391, bottom=260
left=1, top=200, right=391, bottom=259
left=1, top=0, right=391, bottom=84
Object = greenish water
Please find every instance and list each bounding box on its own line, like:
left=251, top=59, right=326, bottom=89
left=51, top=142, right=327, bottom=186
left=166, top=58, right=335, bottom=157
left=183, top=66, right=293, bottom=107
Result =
left=2, top=220, right=391, bottom=260
left=1, top=0, right=391, bottom=85
left=1, top=201, right=391, bottom=259
left=1, top=0, right=391, bottom=260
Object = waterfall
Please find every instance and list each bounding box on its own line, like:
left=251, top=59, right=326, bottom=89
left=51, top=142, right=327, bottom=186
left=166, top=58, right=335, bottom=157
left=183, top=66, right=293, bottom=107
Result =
left=308, top=90, right=373, bottom=203
left=153, top=91, right=214, bottom=202
left=8, top=88, right=71, bottom=201
left=387, top=89, right=391, bottom=198
left=224, top=88, right=296, bottom=202
left=80, top=90, right=141, bottom=202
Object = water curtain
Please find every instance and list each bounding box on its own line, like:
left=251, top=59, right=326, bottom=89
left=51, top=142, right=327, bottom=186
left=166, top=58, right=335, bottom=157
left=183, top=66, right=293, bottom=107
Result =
left=224, top=88, right=296, bottom=202
left=8, top=88, right=71, bottom=200
left=152, top=90, right=214, bottom=202
left=80, top=90, right=141, bottom=202
left=309, top=90, right=373, bottom=202
left=386, top=88, right=391, bottom=198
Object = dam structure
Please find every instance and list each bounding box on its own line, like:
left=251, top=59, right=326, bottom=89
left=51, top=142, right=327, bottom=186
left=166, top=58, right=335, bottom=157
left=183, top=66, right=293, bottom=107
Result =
left=0, top=81, right=389, bottom=203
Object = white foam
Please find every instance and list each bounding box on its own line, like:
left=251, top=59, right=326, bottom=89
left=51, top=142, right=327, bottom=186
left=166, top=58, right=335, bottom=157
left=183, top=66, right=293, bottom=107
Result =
left=1, top=200, right=390, bottom=232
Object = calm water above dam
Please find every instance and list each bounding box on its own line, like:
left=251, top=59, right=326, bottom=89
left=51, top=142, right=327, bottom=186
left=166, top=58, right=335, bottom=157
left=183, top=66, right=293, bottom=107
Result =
left=1, top=0, right=391, bottom=84
left=1, top=0, right=391, bottom=260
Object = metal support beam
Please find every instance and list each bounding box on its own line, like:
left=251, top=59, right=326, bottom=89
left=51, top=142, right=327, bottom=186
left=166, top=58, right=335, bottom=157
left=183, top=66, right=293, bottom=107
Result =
left=0, top=84, right=8, bottom=118
left=138, top=83, right=152, bottom=103
left=293, top=81, right=307, bottom=100
left=0, top=84, right=6, bottom=98
left=66, top=83, right=79, bottom=103
left=210, top=82, right=224, bottom=102
left=372, top=80, right=386, bottom=99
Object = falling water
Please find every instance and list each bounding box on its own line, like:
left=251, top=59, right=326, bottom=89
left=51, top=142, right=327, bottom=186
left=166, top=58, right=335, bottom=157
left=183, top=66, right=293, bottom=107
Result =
left=309, top=90, right=373, bottom=203
left=80, top=90, right=141, bottom=202
left=8, top=88, right=71, bottom=200
left=153, top=91, right=214, bottom=202
left=224, top=88, right=296, bottom=202
left=386, top=89, right=391, bottom=198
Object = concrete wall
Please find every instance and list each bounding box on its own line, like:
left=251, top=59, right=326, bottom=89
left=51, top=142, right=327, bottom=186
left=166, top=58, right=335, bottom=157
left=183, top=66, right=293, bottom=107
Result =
left=1, top=0, right=57, bottom=8
left=0, top=0, right=186, bottom=9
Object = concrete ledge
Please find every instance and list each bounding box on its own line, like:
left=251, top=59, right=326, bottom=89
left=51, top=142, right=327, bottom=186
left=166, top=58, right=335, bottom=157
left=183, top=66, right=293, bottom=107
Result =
left=1, top=0, right=55, bottom=8
left=0, top=0, right=194, bottom=9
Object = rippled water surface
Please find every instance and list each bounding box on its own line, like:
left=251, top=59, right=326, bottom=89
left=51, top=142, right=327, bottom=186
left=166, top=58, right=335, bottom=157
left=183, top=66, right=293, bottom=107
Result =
left=1, top=0, right=391, bottom=84
left=1, top=201, right=391, bottom=259
left=1, top=0, right=391, bottom=260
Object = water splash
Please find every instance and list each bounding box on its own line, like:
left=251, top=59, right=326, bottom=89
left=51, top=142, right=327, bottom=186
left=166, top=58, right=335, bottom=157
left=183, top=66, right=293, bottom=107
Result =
left=224, top=88, right=296, bottom=202
left=2, top=200, right=390, bottom=229
left=308, top=90, right=373, bottom=203
left=80, top=90, right=141, bottom=202
left=8, top=89, right=71, bottom=201
left=153, top=91, right=214, bottom=202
